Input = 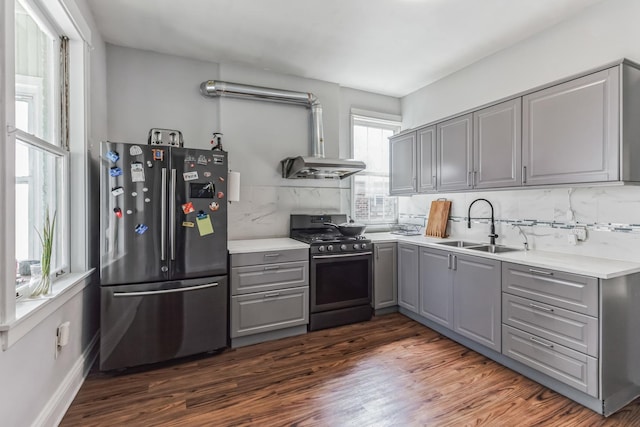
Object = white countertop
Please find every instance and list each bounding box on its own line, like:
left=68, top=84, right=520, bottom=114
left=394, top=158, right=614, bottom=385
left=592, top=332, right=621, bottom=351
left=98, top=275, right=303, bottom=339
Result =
left=228, top=238, right=309, bottom=254
left=365, top=232, right=640, bottom=280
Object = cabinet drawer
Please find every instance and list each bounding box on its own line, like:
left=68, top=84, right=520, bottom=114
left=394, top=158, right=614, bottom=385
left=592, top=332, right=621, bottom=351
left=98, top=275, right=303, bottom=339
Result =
left=231, top=249, right=308, bottom=267
left=502, top=262, right=598, bottom=316
left=231, top=261, right=308, bottom=295
left=502, top=293, right=598, bottom=357
left=231, top=287, right=309, bottom=338
left=503, top=325, right=598, bottom=397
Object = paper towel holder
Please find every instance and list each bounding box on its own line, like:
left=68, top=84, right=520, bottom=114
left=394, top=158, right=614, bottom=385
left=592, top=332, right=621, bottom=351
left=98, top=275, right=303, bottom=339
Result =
left=228, top=170, right=240, bottom=203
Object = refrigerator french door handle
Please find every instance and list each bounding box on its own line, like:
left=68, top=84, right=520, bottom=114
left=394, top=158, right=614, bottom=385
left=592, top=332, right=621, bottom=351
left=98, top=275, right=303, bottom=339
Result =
left=161, top=168, right=167, bottom=261
left=113, top=282, right=219, bottom=297
left=170, top=168, right=176, bottom=261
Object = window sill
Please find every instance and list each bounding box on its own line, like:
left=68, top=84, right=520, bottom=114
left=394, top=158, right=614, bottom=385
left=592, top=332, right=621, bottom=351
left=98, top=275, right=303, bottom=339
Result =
left=0, top=269, right=95, bottom=350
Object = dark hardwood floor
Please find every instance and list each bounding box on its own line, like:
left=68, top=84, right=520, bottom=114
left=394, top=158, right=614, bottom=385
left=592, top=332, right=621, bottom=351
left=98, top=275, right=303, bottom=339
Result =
left=61, top=313, right=640, bottom=426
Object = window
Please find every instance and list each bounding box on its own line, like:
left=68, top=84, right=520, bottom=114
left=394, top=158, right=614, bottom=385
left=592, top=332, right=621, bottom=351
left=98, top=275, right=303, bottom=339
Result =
left=351, top=111, right=401, bottom=227
left=14, top=0, right=68, bottom=286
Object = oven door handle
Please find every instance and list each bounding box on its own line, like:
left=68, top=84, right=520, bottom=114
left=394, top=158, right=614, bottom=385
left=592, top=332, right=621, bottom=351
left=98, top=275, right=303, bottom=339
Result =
left=312, top=252, right=372, bottom=259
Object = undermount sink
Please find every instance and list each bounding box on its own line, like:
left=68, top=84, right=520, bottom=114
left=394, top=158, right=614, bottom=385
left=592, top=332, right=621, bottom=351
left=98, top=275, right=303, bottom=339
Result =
left=436, top=240, right=482, bottom=248
left=467, top=245, right=520, bottom=254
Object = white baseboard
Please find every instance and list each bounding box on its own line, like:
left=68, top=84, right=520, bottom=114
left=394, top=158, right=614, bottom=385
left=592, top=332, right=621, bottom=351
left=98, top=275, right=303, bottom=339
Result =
left=32, top=331, right=100, bottom=427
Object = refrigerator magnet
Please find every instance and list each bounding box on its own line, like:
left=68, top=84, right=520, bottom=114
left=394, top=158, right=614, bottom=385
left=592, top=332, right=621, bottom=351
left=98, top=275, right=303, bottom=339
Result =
left=218, top=176, right=225, bottom=182
left=182, top=202, right=195, bottom=214
left=147, top=160, right=153, bottom=168
left=217, top=191, right=224, bottom=199
left=126, top=209, right=133, bottom=215
left=114, top=207, right=123, bottom=218
left=182, top=221, right=194, bottom=228
left=134, top=224, right=148, bottom=234
left=196, top=214, right=214, bottom=236
left=111, top=186, right=124, bottom=197
left=197, top=155, right=208, bottom=165
left=203, top=171, right=212, bottom=178
left=106, top=150, right=120, bottom=163
left=209, top=201, right=219, bottom=212
left=152, top=148, right=164, bottom=161
left=144, top=198, right=151, bottom=203
left=131, top=191, right=138, bottom=197
left=129, top=145, right=143, bottom=156
left=183, top=171, right=199, bottom=181
left=131, top=162, right=145, bottom=182
left=109, top=166, right=123, bottom=177
left=196, top=210, right=206, bottom=219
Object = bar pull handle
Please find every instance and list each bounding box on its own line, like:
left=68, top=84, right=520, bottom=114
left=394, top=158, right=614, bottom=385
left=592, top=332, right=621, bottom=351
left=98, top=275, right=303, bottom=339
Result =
left=263, top=266, right=280, bottom=272
left=170, top=169, right=177, bottom=261
left=263, top=292, right=280, bottom=299
left=447, top=254, right=452, bottom=270
left=529, top=268, right=553, bottom=276
left=529, top=303, right=554, bottom=313
left=468, top=171, right=473, bottom=187
left=522, top=166, right=527, bottom=184
left=473, top=171, right=477, bottom=187
left=114, top=282, right=218, bottom=297
left=161, top=168, right=167, bottom=261
left=452, top=255, right=457, bottom=271
left=530, top=336, right=554, bottom=349
left=263, top=253, right=281, bottom=258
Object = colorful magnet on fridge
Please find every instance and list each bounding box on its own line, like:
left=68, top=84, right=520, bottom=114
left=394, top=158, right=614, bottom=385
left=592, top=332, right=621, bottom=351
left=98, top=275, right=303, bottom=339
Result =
left=111, top=187, right=124, bottom=197
left=209, top=201, right=219, bottom=212
left=129, top=145, right=143, bottom=156
left=106, top=150, right=120, bottom=163
left=196, top=210, right=206, bottom=219
left=114, top=207, right=123, bottom=218
left=197, top=155, right=208, bottom=166
left=203, top=171, right=212, bottom=178
left=183, top=171, right=199, bottom=181
left=217, top=191, right=224, bottom=199
left=109, top=166, right=123, bottom=177
left=218, top=176, right=225, bottom=182
left=152, top=149, right=164, bottom=161
left=182, top=202, right=195, bottom=214
left=131, top=162, right=145, bottom=182
left=134, top=224, right=148, bottom=234
left=196, top=214, right=214, bottom=236
left=182, top=221, right=194, bottom=228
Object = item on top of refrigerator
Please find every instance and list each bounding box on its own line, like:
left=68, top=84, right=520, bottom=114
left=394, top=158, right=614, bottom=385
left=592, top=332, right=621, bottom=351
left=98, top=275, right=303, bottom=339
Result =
left=211, top=132, right=223, bottom=151
left=148, top=128, right=183, bottom=147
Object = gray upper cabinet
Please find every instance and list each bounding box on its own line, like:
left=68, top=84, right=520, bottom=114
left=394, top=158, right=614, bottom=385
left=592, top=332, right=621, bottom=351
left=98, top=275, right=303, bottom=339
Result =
left=523, top=68, right=620, bottom=186
left=437, top=113, right=473, bottom=191
left=417, top=126, right=437, bottom=192
left=473, top=98, right=522, bottom=188
left=389, top=132, right=417, bottom=195
left=398, top=243, right=419, bottom=313
left=373, top=242, right=397, bottom=310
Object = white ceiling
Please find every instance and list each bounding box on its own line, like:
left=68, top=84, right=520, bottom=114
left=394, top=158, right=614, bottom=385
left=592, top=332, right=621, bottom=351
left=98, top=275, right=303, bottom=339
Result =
left=86, top=0, right=604, bottom=97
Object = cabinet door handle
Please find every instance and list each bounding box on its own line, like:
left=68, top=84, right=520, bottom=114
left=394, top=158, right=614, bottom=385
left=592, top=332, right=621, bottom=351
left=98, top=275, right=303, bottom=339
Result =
left=263, top=253, right=281, bottom=258
left=468, top=171, right=473, bottom=187
left=529, top=268, right=553, bottom=276
left=530, top=336, right=554, bottom=348
left=263, top=266, right=280, bottom=271
left=529, top=303, right=554, bottom=313
left=447, top=254, right=452, bottom=269
left=473, top=171, right=477, bottom=187
left=263, top=292, right=280, bottom=299
left=376, top=247, right=379, bottom=260
left=452, top=255, right=457, bottom=271
left=522, top=166, right=527, bottom=184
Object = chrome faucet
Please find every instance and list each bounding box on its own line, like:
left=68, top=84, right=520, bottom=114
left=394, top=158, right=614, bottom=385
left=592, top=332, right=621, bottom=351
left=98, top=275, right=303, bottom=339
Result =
left=468, top=198, right=498, bottom=245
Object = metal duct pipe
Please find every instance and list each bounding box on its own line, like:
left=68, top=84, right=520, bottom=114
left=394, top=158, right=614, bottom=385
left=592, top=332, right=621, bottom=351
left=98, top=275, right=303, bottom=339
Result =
left=200, top=80, right=324, bottom=157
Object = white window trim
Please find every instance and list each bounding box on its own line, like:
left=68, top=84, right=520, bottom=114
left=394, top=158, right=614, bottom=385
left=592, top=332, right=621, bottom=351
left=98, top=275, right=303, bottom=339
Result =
left=0, top=0, right=92, bottom=349
left=350, top=108, right=402, bottom=230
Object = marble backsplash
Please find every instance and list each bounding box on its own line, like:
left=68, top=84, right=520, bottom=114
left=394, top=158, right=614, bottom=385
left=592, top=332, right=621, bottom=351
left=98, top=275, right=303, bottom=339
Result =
left=399, top=185, right=640, bottom=263
left=228, top=185, right=351, bottom=239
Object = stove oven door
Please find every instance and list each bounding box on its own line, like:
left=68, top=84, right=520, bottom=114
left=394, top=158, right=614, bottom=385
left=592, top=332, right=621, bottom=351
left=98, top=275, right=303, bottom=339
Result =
left=310, top=252, right=372, bottom=313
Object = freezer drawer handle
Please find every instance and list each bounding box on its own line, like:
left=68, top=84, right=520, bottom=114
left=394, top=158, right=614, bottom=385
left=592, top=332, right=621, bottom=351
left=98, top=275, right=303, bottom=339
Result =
left=113, top=282, right=219, bottom=297
left=529, top=336, right=554, bottom=349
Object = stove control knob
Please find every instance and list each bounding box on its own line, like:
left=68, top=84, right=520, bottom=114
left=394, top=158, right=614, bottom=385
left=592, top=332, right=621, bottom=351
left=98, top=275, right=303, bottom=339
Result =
left=318, top=246, right=326, bottom=252
left=361, top=243, right=367, bottom=250
left=327, top=245, right=334, bottom=252
left=353, top=244, right=360, bottom=250
left=340, top=244, right=347, bottom=251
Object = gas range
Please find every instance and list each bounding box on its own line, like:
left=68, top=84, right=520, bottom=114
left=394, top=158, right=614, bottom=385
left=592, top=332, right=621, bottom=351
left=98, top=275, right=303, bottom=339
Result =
left=289, top=214, right=371, bottom=255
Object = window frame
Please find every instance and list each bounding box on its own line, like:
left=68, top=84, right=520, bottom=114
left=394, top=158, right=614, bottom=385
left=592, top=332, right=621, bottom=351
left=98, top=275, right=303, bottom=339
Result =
left=350, top=108, right=402, bottom=230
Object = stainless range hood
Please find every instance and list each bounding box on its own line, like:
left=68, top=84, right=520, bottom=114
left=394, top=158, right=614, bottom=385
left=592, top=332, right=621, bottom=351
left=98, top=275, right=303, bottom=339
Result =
left=199, top=80, right=366, bottom=179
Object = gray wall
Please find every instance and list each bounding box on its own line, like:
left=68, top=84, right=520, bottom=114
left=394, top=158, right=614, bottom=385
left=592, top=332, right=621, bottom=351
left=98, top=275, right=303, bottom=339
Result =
left=105, top=46, right=401, bottom=239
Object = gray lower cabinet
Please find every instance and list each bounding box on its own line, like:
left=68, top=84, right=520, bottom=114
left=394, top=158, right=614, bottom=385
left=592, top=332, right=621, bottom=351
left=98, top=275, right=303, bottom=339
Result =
left=230, top=248, right=309, bottom=345
left=418, top=247, right=501, bottom=351
left=501, top=261, right=599, bottom=397
left=389, top=132, right=417, bottom=195
left=522, top=68, right=619, bottom=186
left=473, top=98, right=522, bottom=188
left=373, top=242, right=397, bottom=310
left=398, top=243, right=419, bottom=313
left=436, top=113, right=472, bottom=191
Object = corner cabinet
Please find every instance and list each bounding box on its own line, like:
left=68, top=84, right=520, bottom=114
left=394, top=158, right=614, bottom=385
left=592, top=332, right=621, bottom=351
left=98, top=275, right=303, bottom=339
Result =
left=373, top=242, right=397, bottom=310
left=397, top=243, right=419, bottom=313
left=389, top=132, right=417, bottom=195
left=523, top=68, right=620, bottom=186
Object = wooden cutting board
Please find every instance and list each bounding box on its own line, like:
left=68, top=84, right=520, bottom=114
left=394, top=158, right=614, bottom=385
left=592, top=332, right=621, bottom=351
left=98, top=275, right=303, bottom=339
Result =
left=426, top=199, right=451, bottom=238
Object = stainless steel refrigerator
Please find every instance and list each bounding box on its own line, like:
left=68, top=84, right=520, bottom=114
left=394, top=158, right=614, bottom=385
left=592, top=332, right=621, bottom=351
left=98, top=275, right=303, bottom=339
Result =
left=99, top=141, right=228, bottom=371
